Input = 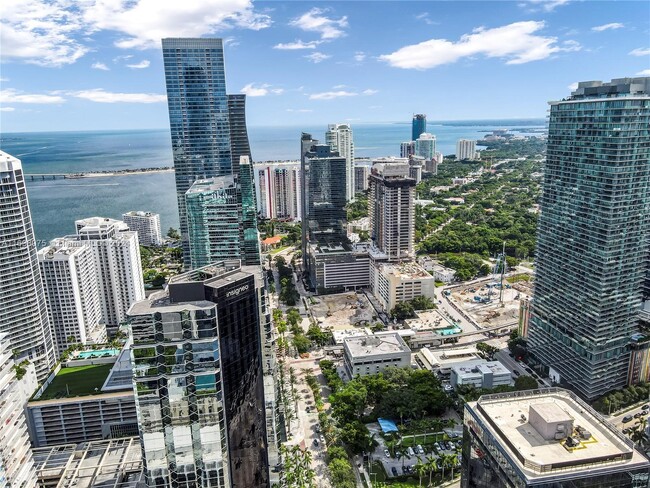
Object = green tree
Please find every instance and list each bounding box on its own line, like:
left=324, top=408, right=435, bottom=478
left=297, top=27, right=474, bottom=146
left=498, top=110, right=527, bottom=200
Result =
left=426, top=455, right=439, bottom=486
left=166, top=227, right=180, bottom=240
left=410, top=295, right=436, bottom=311
left=306, top=324, right=332, bottom=347
left=414, top=459, right=427, bottom=487
left=279, top=444, right=316, bottom=487
left=339, top=420, right=375, bottom=454
left=286, top=308, right=302, bottom=328
left=514, top=375, right=538, bottom=391
left=390, top=301, right=416, bottom=320
left=292, top=334, right=311, bottom=354
left=328, top=457, right=356, bottom=488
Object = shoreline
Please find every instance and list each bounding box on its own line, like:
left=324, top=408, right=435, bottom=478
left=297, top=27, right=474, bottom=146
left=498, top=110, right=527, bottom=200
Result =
left=67, top=168, right=174, bottom=178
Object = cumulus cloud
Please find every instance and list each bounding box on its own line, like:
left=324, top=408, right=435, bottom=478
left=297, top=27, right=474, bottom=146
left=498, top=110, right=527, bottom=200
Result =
left=379, top=21, right=580, bottom=70
left=92, top=62, right=109, bottom=71
left=126, top=60, right=150, bottom=69
left=69, top=89, right=166, bottom=103
left=273, top=40, right=320, bottom=50
left=240, top=83, right=283, bottom=97
left=290, top=8, right=348, bottom=40
left=630, top=48, right=650, bottom=56
left=415, top=13, right=438, bottom=25
left=637, top=69, right=650, bottom=76
left=362, top=89, right=378, bottom=95
left=309, top=90, right=357, bottom=100
left=354, top=52, right=366, bottom=62
left=0, top=107, right=16, bottom=112
left=304, top=52, right=331, bottom=63
left=592, top=23, right=624, bottom=32
left=522, top=0, right=571, bottom=12
left=0, top=88, right=65, bottom=104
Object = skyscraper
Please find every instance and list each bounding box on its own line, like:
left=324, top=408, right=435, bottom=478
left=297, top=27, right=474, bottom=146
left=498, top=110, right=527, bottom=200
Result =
left=326, top=123, right=355, bottom=201
left=0, top=151, right=55, bottom=382
left=415, top=132, right=436, bottom=161
left=411, top=113, right=426, bottom=141
left=527, top=78, right=650, bottom=400
left=162, top=38, right=233, bottom=262
left=238, top=157, right=261, bottom=266
left=122, top=211, right=163, bottom=246
left=128, top=262, right=270, bottom=487
left=253, top=161, right=302, bottom=220
left=456, top=139, right=477, bottom=161
left=369, top=160, right=416, bottom=262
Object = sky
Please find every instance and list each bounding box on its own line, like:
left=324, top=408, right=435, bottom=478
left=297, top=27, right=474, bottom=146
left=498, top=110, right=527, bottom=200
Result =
left=0, top=0, right=649, bottom=132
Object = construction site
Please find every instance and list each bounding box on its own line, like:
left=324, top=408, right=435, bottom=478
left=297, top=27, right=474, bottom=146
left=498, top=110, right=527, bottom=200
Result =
left=309, top=292, right=377, bottom=330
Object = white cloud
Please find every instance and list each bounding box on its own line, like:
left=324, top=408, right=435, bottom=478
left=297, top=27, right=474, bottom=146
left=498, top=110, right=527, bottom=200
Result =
left=354, top=51, right=366, bottom=62
left=415, top=12, right=438, bottom=26
left=333, top=84, right=346, bottom=89
left=592, top=23, right=624, bottom=32
left=362, top=89, right=378, bottom=95
left=637, top=69, right=650, bottom=76
left=290, top=8, right=348, bottom=40
left=0, top=78, right=8, bottom=82
left=69, top=89, right=166, bottom=103
left=240, top=83, right=283, bottom=97
left=223, top=37, right=240, bottom=48
left=92, top=62, right=110, bottom=71
left=304, top=52, right=331, bottom=63
left=309, top=90, right=357, bottom=100
left=273, top=40, right=320, bottom=50
left=630, top=47, right=650, bottom=56
left=126, top=60, right=150, bottom=69
left=0, top=0, right=89, bottom=66
left=379, top=21, right=580, bottom=70
left=0, top=88, right=65, bottom=104
left=0, top=107, right=16, bottom=112
left=286, top=108, right=313, bottom=113
left=568, top=82, right=579, bottom=90
left=523, top=0, right=571, bottom=12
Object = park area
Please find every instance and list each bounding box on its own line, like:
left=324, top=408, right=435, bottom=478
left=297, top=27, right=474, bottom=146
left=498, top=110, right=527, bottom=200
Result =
left=37, top=364, right=113, bottom=400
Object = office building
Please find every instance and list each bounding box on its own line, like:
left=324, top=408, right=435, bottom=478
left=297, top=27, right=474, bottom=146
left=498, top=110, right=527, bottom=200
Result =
left=456, top=139, right=477, bottom=161
left=128, top=262, right=270, bottom=487
left=0, top=335, right=39, bottom=488
left=369, top=160, right=416, bottom=262
left=0, top=151, right=55, bottom=382
left=122, top=211, right=162, bottom=246
left=527, top=78, right=650, bottom=400
left=326, top=123, right=355, bottom=201
left=227, top=94, right=252, bottom=178
left=343, top=333, right=411, bottom=379
left=38, top=242, right=106, bottom=357
left=62, top=218, right=145, bottom=334
left=462, top=388, right=650, bottom=487
left=237, top=157, right=261, bottom=266
left=254, top=161, right=302, bottom=221
left=415, top=132, right=436, bottom=161
left=400, top=141, right=415, bottom=158
left=354, top=160, right=372, bottom=193
left=408, top=155, right=424, bottom=184
left=449, top=359, right=512, bottom=389
left=306, top=242, right=371, bottom=292
left=412, top=113, right=426, bottom=141
left=26, top=348, right=137, bottom=447
left=416, top=347, right=480, bottom=375
left=372, top=261, right=436, bottom=312
left=33, top=438, right=143, bottom=488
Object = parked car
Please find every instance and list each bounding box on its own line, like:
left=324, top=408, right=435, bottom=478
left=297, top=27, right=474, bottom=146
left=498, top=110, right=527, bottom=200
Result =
left=446, top=441, right=454, bottom=450
left=407, top=446, right=415, bottom=457
left=384, top=449, right=391, bottom=458
left=416, top=444, right=425, bottom=455
left=514, top=370, right=521, bottom=376
left=623, top=415, right=633, bottom=423
left=391, top=467, right=398, bottom=476
left=643, top=404, right=649, bottom=411
left=434, top=442, right=441, bottom=452
left=313, top=439, right=319, bottom=447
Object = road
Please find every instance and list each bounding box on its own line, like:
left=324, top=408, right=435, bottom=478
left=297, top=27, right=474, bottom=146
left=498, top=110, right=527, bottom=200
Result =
left=609, top=404, right=650, bottom=432
left=494, top=349, right=551, bottom=387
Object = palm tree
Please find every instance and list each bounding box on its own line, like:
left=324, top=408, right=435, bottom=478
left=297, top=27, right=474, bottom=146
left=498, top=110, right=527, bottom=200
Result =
left=438, top=452, right=448, bottom=480
left=414, top=459, right=427, bottom=487
left=426, top=455, right=438, bottom=487
left=447, top=452, right=459, bottom=479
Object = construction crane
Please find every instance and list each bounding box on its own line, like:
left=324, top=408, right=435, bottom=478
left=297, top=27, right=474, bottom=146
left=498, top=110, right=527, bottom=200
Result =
left=487, top=242, right=507, bottom=304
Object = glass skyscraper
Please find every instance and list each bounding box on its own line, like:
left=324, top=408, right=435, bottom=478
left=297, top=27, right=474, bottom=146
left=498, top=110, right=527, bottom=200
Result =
left=411, top=113, right=426, bottom=141
left=528, top=78, right=650, bottom=400
left=128, top=262, right=270, bottom=487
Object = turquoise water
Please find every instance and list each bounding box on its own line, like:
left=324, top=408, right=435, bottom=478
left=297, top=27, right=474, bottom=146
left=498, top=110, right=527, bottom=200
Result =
left=0, top=120, right=545, bottom=243
left=77, top=348, right=121, bottom=358
left=438, top=326, right=462, bottom=336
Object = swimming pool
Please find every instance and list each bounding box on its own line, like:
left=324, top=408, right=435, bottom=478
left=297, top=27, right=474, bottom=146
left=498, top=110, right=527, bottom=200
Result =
left=77, top=348, right=121, bottom=359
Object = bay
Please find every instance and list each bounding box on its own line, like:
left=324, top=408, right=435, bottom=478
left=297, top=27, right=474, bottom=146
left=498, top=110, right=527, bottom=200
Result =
left=0, top=119, right=545, bottom=243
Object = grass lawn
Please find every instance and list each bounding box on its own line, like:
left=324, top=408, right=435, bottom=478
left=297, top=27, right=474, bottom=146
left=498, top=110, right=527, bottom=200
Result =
left=269, top=245, right=291, bottom=255
left=506, top=273, right=531, bottom=284
left=38, top=364, right=113, bottom=400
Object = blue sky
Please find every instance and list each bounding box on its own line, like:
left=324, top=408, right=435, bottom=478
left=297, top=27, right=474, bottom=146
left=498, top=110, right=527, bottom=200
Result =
left=0, top=0, right=649, bottom=132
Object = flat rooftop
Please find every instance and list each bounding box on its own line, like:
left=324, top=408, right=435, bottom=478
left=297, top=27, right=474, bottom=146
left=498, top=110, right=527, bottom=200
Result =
left=344, top=333, right=410, bottom=358
left=453, top=359, right=510, bottom=377
left=35, top=364, right=116, bottom=401
left=379, top=261, right=432, bottom=280
left=469, top=388, right=650, bottom=480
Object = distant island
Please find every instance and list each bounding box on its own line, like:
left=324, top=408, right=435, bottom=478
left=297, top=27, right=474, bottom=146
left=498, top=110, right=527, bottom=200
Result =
left=25, top=167, right=174, bottom=180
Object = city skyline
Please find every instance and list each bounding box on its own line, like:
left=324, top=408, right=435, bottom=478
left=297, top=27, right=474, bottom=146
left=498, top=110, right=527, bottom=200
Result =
left=1, top=1, right=649, bottom=132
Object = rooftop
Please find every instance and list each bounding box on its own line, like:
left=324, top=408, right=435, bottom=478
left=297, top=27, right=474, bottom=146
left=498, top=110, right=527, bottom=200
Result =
left=186, top=175, right=236, bottom=194
left=378, top=261, right=433, bottom=280
left=468, top=388, right=650, bottom=480
left=344, top=332, right=410, bottom=358
left=123, top=210, right=158, bottom=218
left=35, top=364, right=115, bottom=401
left=452, top=359, right=510, bottom=377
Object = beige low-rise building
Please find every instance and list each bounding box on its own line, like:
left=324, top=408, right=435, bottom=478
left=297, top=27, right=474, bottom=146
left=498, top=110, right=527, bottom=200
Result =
left=343, top=333, right=411, bottom=379
left=372, top=261, right=436, bottom=312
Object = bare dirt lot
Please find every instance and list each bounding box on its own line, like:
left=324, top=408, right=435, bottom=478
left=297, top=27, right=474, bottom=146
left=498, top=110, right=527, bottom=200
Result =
left=310, top=292, right=376, bottom=330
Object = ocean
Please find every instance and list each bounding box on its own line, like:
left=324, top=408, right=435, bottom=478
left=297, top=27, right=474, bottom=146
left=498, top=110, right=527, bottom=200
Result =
left=0, top=119, right=545, bottom=244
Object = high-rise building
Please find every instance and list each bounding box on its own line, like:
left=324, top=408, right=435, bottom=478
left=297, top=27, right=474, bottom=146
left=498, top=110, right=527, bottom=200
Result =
left=456, top=139, right=477, bottom=161
left=408, top=155, right=424, bottom=184
left=462, top=388, right=650, bottom=487
left=38, top=242, right=106, bottom=357
left=238, top=156, right=261, bottom=266
left=227, top=94, right=252, bottom=178
left=354, top=160, right=372, bottom=193
left=527, top=78, right=650, bottom=400
left=326, top=123, right=355, bottom=201
left=400, top=141, right=415, bottom=158
left=122, top=211, right=162, bottom=246
left=128, top=262, right=271, bottom=488
left=63, top=217, right=145, bottom=334
left=0, top=151, right=55, bottom=382
left=411, top=114, right=426, bottom=141
left=0, top=335, right=39, bottom=488
left=415, top=132, right=436, bottom=161
left=369, top=160, right=416, bottom=262
left=254, top=161, right=302, bottom=221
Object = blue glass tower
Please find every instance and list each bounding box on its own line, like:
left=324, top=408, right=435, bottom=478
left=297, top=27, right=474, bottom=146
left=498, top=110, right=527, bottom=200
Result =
left=411, top=113, right=426, bottom=141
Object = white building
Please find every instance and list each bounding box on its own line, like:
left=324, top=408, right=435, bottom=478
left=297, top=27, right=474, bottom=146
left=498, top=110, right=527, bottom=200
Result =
left=253, top=161, right=302, bottom=220
left=122, top=211, right=162, bottom=246
left=456, top=139, right=477, bottom=161
left=415, top=133, right=436, bottom=161
left=372, top=261, right=436, bottom=312
left=417, top=347, right=481, bottom=375
left=400, top=141, right=415, bottom=158
left=354, top=160, right=372, bottom=193
left=450, top=359, right=512, bottom=389
left=63, top=217, right=145, bottom=333
left=343, top=333, right=411, bottom=379
left=38, top=243, right=106, bottom=357
left=326, top=123, right=355, bottom=201
left=418, top=257, right=456, bottom=283
left=0, top=335, right=38, bottom=488
left=0, top=151, right=55, bottom=382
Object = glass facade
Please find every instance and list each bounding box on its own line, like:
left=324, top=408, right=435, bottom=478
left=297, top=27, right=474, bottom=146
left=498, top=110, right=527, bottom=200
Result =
left=238, top=158, right=261, bottom=266
left=411, top=113, right=426, bottom=141
left=162, top=38, right=233, bottom=263
left=227, top=94, right=252, bottom=179
left=528, top=80, right=650, bottom=400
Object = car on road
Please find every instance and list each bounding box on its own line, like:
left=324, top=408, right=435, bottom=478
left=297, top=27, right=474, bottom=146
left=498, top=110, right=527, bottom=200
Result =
left=643, top=404, right=650, bottom=410
left=384, top=449, right=391, bottom=458
left=514, top=370, right=521, bottom=376
left=313, top=439, right=319, bottom=447
left=391, top=466, right=398, bottom=476
left=623, top=415, right=633, bottom=423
